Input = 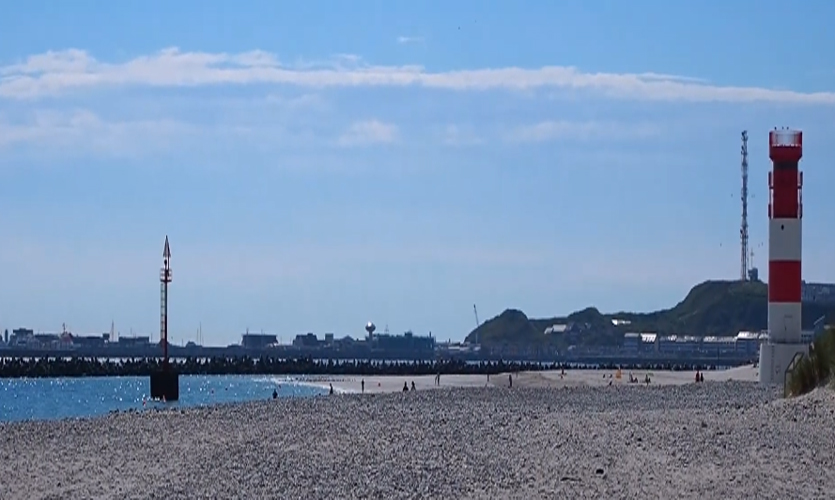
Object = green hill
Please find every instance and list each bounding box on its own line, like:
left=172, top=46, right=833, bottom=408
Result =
left=465, top=280, right=835, bottom=346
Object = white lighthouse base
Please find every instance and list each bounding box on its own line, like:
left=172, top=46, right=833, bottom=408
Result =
left=758, top=341, right=809, bottom=386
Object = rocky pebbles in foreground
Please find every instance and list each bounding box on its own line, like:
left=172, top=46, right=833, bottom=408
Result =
left=2, top=382, right=834, bottom=500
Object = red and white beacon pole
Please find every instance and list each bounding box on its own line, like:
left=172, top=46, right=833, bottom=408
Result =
left=759, top=128, right=807, bottom=385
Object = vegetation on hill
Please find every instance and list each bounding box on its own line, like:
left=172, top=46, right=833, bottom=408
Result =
left=787, top=326, right=835, bottom=397
left=466, top=280, right=835, bottom=346
left=467, top=309, right=542, bottom=345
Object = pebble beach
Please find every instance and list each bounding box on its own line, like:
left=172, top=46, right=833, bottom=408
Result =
left=2, top=375, right=834, bottom=499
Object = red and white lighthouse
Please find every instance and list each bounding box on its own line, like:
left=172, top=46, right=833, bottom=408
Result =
left=759, top=128, right=807, bottom=385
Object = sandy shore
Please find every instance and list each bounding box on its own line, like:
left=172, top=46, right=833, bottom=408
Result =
left=2, top=376, right=834, bottom=499
left=300, top=364, right=760, bottom=394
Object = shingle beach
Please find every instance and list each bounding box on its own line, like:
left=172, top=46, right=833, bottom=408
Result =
left=2, top=374, right=834, bottom=500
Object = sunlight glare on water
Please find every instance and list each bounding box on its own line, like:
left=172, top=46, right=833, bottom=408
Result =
left=0, top=375, right=326, bottom=422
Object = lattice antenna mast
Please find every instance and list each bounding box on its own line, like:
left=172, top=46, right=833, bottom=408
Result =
left=740, top=130, right=750, bottom=280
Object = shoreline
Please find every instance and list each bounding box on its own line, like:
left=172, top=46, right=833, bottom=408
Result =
left=0, top=366, right=761, bottom=424
left=291, top=364, right=760, bottom=394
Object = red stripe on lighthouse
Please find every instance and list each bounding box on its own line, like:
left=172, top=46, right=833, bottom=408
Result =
left=768, top=260, right=802, bottom=302
left=770, top=169, right=799, bottom=219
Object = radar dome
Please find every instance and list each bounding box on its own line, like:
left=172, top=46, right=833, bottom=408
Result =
left=365, top=322, right=376, bottom=334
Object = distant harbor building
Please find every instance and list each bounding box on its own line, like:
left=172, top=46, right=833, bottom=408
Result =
left=292, top=333, right=318, bottom=348
left=242, top=333, right=278, bottom=349
left=118, top=336, right=151, bottom=347
left=622, top=333, right=658, bottom=354
left=641, top=333, right=658, bottom=352
left=70, top=334, right=108, bottom=348
left=622, top=332, right=770, bottom=359
left=34, top=333, right=61, bottom=348
left=701, top=336, right=738, bottom=355
left=544, top=324, right=568, bottom=335
left=10, top=328, right=35, bottom=347
left=622, top=333, right=640, bottom=353
left=371, top=330, right=435, bottom=353
left=4, top=326, right=148, bottom=350
left=735, top=331, right=768, bottom=357
left=658, top=335, right=702, bottom=354
left=801, top=281, right=835, bottom=305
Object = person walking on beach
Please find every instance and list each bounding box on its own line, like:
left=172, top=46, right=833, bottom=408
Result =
left=411, top=381, right=416, bottom=391
left=329, top=383, right=334, bottom=395
left=272, top=389, right=278, bottom=400
left=361, top=379, right=365, bottom=393
left=508, top=374, right=512, bottom=388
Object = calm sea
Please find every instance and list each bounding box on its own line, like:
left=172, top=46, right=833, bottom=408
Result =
left=0, top=375, right=327, bottom=423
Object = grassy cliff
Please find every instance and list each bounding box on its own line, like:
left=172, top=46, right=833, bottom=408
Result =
left=466, top=280, right=835, bottom=346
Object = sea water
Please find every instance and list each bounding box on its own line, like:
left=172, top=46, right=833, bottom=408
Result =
left=0, top=375, right=327, bottom=423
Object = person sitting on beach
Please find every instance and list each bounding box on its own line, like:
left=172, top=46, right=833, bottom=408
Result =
left=403, top=382, right=409, bottom=392
left=699, top=372, right=705, bottom=383
left=695, top=371, right=701, bottom=383
left=411, top=381, right=416, bottom=391
left=272, top=389, right=278, bottom=399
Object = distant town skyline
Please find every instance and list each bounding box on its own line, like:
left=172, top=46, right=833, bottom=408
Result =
left=1, top=1, right=834, bottom=344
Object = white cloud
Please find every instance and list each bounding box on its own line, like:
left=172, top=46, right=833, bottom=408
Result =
left=337, top=120, right=398, bottom=147
left=264, top=92, right=327, bottom=110
left=396, top=36, right=425, bottom=45
left=0, top=109, right=196, bottom=156
left=0, top=105, right=340, bottom=157
left=441, top=124, right=483, bottom=146
left=2, top=47, right=834, bottom=104
left=504, top=120, right=660, bottom=143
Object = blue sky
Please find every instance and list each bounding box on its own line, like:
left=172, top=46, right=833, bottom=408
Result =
left=1, top=1, right=834, bottom=345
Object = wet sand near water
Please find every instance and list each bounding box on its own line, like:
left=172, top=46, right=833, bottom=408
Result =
left=304, top=364, right=760, bottom=394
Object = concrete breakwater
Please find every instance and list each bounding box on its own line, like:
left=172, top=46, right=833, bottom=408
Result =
left=0, top=356, right=726, bottom=378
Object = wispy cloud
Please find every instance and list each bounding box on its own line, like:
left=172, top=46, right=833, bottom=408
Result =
left=396, top=36, right=425, bottom=45
left=0, top=108, right=330, bottom=159
left=337, top=120, right=399, bottom=147
left=441, top=124, right=483, bottom=147
left=2, top=47, right=834, bottom=104
left=504, top=120, right=660, bottom=144
left=0, top=109, right=196, bottom=156
left=264, top=93, right=327, bottom=110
